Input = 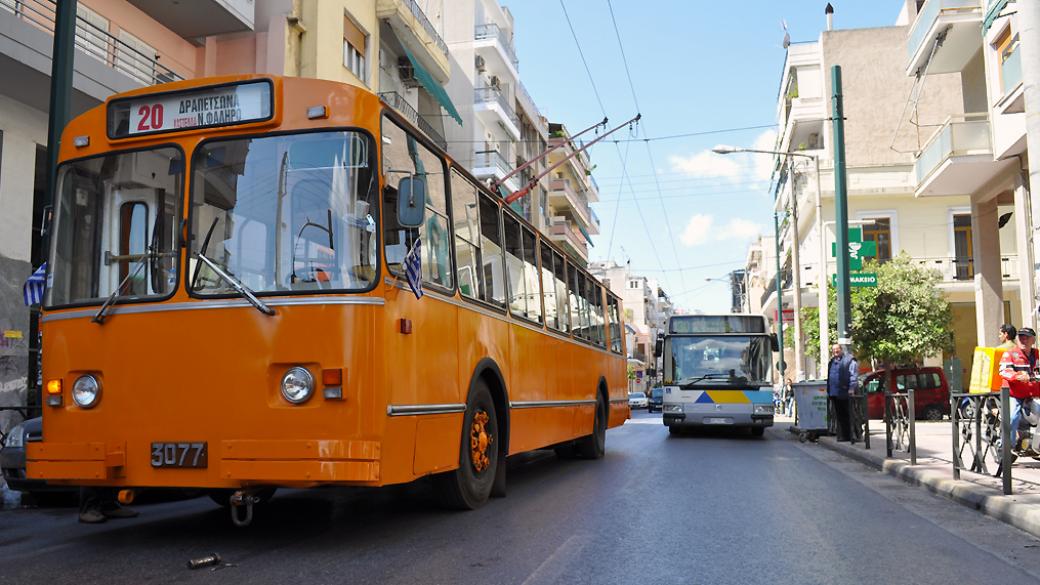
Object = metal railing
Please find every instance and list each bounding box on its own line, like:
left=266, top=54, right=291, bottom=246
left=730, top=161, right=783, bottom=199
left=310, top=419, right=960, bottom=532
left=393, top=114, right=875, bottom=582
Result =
left=397, top=0, right=448, bottom=58
left=913, top=255, right=1018, bottom=282
left=475, top=85, right=520, bottom=128
left=915, top=114, right=991, bottom=186
left=951, top=390, right=1012, bottom=495
left=885, top=390, right=917, bottom=463
left=378, top=91, right=446, bottom=149
left=907, top=0, right=981, bottom=61
left=475, top=149, right=513, bottom=177
left=475, top=23, right=519, bottom=68
left=850, top=392, right=871, bottom=448
left=1, top=0, right=182, bottom=85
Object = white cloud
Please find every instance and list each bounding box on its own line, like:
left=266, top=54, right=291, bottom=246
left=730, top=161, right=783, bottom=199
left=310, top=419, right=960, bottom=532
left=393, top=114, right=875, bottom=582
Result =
left=679, top=215, right=761, bottom=247
left=751, top=129, right=779, bottom=181
left=717, top=218, right=762, bottom=241
left=680, top=214, right=714, bottom=247
left=668, top=152, right=743, bottom=182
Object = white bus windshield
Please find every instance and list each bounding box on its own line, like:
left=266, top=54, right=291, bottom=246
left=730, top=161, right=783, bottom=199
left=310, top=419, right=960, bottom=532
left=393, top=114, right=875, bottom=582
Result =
left=664, top=335, right=771, bottom=387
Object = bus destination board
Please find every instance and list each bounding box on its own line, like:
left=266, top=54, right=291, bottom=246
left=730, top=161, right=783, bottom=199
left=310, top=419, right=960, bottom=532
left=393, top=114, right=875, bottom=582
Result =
left=108, top=80, right=273, bottom=138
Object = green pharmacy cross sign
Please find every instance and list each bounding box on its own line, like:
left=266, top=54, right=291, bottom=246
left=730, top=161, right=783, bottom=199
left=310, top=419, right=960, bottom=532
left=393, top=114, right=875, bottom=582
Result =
left=831, top=227, right=878, bottom=287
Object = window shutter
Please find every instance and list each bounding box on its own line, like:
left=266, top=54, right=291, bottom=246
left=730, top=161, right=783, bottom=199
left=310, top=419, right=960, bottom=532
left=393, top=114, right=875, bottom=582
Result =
left=344, top=16, right=366, bottom=53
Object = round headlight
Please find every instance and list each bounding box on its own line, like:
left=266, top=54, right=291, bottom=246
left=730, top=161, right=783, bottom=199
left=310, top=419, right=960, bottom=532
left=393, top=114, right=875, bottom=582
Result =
left=72, top=375, right=101, bottom=409
left=281, top=367, right=314, bottom=404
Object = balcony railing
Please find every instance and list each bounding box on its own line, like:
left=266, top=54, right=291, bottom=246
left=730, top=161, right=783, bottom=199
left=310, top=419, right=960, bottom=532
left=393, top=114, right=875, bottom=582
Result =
left=907, top=0, right=980, bottom=61
left=378, top=91, right=446, bottom=149
left=475, top=85, right=520, bottom=128
left=1002, top=41, right=1022, bottom=96
left=914, top=255, right=1018, bottom=282
left=475, top=149, right=513, bottom=177
left=914, top=114, right=991, bottom=186
left=549, top=177, right=592, bottom=223
left=398, top=0, right=448, bottom=58
left=549, top=216, right=587, bottom=256
left=475, top=23, right=519, bottom=68
left=1, top=0, right=183, bottom=85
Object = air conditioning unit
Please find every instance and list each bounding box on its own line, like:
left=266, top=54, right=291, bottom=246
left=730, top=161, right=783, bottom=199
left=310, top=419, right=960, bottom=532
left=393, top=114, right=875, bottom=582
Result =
left=397, top=57, right=422, bottom=89
left=475, top=55, right=486, bottom=72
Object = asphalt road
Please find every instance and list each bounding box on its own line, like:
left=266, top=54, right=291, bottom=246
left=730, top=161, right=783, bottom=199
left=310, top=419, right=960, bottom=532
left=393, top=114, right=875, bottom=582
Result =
left=5, top=411, right=1040, bottom=585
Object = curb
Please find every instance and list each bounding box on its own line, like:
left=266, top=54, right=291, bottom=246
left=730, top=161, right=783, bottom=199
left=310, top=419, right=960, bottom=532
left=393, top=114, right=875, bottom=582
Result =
left=814, top=435, right=1040, bottom=538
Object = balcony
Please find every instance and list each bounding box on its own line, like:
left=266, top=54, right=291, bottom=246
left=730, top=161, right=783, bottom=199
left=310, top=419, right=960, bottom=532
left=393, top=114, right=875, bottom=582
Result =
left=914, top=255, right=1019, bottom=283
left=474, top=85, right=521, bottom=140
left=126, top=0, right=252, bottom=39
left=548, top=178, right=598, bottom=234
left=548, top=216, right=589, bottom=263
left=0, top=0, right=183, bottom=110
left=474, top=23, right=519, bottom=80
left=377, top=0, right=449, bottom=83
left=906, top=0, right=983, bottom=77
left=378, top=91, right=446, bottom=149
left=914, top=115, right=1015, bottom=196
left=996, top=40, right=1024, bottom=115
left=473, top=149, right=519, bottom=192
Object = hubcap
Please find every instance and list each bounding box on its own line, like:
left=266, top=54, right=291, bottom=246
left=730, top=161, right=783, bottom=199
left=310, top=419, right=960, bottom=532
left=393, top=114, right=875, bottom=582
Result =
left=470, top=411, right=493, bottom=473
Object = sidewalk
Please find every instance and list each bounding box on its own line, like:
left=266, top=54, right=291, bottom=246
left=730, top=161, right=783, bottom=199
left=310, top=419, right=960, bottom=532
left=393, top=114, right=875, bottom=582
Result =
left=794, top=419, right=1040, bottom=538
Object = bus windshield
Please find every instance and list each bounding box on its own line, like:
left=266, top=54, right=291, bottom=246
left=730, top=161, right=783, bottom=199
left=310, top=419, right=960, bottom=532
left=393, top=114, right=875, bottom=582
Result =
left=664, top=335, right=771, bottom=387
left=47, top=147, right=183, bottom=308
left=190, top=130, right=377, bottom=295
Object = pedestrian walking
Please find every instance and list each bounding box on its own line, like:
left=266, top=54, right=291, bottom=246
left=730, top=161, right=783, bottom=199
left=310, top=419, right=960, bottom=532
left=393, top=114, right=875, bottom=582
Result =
left=783, top=378, right=795, bottom=416
left=998, top=327, right=1040, bottom=455
left=826, top=344, right=858, bottom=442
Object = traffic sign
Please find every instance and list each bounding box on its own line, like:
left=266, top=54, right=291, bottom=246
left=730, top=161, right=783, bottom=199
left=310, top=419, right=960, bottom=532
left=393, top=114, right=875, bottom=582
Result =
left=831, top=272, right=878, bottom=287
left=831, top=227, right=876, bottom=271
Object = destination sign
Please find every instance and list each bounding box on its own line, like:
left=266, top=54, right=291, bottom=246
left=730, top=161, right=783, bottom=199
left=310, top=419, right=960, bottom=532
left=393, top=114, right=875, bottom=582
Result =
left=108, top=80, right=273, bottom=138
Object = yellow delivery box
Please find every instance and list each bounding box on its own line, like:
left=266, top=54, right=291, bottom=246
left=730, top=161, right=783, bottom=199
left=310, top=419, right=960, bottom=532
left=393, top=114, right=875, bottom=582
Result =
left=968, top=346, right=1007, bottom=394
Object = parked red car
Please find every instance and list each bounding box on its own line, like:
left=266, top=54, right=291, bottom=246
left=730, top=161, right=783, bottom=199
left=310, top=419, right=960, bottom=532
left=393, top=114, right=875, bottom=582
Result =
left=861, top=367, right=949, bottom=421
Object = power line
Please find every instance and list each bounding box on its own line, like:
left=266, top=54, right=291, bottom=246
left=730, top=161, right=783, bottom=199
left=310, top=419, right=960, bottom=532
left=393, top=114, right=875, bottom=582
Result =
left=607, top=138, right=633, bottom=259
left=433, top=123, right=777, bottom=145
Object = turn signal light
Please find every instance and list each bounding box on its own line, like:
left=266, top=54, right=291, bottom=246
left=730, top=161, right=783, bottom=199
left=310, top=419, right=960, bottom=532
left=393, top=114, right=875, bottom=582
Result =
left=46, top=379, right=62, bottom=395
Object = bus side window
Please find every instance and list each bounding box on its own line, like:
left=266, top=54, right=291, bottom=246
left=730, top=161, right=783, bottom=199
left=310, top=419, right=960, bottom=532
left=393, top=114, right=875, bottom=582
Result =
left=567, top=264, right=583, bottom=339
left=450, top=170, right=482, bottom=300
left=503, top=215, right=527, bottom=318
left=521, top=227, right=542, bottom=324
left=553, top=251, right=569, bottom=333
left=478, top=194, right=505, bottom=306
left=540, top=242, right=557, bottom=329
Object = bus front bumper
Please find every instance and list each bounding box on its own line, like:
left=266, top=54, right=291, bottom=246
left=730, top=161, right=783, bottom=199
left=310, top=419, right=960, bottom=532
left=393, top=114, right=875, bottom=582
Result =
left=26, top=439, right=382, bottom=487
left=663, top=412, right=773, bottom=428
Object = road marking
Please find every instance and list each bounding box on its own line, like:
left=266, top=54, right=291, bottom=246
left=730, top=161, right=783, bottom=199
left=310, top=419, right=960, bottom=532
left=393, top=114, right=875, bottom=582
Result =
left=521, top=532, right=593, bottom=585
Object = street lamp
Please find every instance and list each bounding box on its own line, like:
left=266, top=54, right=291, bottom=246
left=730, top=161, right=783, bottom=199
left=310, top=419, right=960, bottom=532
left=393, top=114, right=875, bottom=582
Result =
left=713, top=145, right=822, bottom=382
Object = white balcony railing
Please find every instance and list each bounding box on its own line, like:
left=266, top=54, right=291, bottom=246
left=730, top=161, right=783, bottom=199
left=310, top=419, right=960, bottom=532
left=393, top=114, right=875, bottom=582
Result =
left=907, top=0, right=981, bottom=62
left=914, top=114, right=991, bottom=186
left=913, top=255, right=1018, bottom=282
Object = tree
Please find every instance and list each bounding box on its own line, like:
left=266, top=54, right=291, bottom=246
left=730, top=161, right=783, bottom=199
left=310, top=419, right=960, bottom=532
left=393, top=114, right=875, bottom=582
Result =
left=800, top=254, right=953, bottom=366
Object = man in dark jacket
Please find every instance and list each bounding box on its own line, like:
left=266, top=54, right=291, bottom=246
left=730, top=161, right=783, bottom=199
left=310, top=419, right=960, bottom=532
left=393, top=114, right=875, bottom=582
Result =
left=827, top=344, right=859, bottom=441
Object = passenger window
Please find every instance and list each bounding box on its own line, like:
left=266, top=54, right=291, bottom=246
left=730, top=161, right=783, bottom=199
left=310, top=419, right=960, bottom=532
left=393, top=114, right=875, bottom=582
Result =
left=587, top=277, right=604, bottom=346
left=478, top=195, right=505, bottom=306
left=382, top=117, right=452, bottom=289
left=118, top=201, right=148, bottom=296
left=608, top=296, right=623, bottom=353
left=568, top=266, right=583, bottom=339
left=522, top=227, right=542, bottom=324
left=554, top=252, right=570, bottom=333
left=921, top=373, right=941, bottom=389
left=540, top=243, right=556, bottom=329
left=451, top=171, right=481, bottom=300
left=503, top=215, right=526, bottom=318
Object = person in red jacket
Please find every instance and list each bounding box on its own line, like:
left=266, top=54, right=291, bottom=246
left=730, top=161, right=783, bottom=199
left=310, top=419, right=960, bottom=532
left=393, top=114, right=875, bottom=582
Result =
left=999, top=327, right=1040, bottom=454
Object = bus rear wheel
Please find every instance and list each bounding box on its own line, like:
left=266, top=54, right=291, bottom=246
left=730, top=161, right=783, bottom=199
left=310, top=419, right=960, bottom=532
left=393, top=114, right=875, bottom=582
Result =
left=434, top=381, right=499, bottom=510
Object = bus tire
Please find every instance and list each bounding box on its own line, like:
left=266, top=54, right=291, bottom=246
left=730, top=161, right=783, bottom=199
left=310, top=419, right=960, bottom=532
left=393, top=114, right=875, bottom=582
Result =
left=434, top=381, right=499, bottom=510
left=575, top=394, right=607, bottom=459
left=668, top=425, right=681, bottom=436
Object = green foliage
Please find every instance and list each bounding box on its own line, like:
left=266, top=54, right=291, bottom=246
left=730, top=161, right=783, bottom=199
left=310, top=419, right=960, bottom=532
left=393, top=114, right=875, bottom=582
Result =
left=799, top=254, right=953, bottom=365
left=627, top=365, right=636, bottom=381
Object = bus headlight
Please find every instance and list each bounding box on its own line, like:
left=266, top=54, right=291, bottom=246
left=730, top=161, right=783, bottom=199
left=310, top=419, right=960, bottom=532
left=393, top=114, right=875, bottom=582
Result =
left=664, top=404, right=683, bottom=414
left=754, top=404, right=773, bottom=415
left=72, top=375, right=101, bottom=409
left=281, top=367, right=314, bottom=404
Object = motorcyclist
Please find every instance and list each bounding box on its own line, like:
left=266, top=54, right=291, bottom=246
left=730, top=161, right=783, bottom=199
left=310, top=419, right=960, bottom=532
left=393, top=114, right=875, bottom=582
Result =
left=998, top=327, right=1040, bottom=455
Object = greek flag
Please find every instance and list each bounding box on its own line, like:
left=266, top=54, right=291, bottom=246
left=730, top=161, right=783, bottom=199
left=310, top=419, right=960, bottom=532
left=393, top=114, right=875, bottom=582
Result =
left=404, top=237, right=423, bottom=299
left=23, top=262, right=47, bottom=306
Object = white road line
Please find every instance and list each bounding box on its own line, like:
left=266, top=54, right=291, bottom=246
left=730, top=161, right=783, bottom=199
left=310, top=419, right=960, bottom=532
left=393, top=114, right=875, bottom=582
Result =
left=520, top=532, right=593, bottom=585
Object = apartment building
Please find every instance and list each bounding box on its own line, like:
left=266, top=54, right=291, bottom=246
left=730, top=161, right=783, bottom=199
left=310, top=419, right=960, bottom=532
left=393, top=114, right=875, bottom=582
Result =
left=545, top=123, right=600, bottom=265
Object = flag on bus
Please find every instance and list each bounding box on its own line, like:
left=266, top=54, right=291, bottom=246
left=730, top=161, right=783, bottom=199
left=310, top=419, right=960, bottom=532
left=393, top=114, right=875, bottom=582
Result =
left=404, top=237, right=423, bottom=299
left=23, top=262, right=47, bottom=306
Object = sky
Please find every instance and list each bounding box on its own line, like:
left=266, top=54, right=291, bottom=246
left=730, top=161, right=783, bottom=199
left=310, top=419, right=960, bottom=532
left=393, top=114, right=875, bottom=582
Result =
left=504, top=0, right=906, bottom=313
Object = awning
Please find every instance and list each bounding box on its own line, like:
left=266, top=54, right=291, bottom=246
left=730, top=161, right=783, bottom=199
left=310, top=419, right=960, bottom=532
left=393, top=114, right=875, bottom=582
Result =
left=402, top=46, right=462, bottom=127
left=576, top=222, right=594, bottom=246
left=982, top=0, right=1010, bottom=35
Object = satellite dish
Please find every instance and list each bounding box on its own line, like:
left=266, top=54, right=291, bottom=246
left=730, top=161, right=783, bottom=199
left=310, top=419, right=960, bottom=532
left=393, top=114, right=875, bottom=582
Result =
left=782, top=19, right=791, bottom=49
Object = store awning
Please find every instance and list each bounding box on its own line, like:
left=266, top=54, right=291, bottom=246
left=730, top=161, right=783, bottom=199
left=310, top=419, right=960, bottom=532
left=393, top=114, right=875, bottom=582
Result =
left=402, top=46, right=462, bottom=127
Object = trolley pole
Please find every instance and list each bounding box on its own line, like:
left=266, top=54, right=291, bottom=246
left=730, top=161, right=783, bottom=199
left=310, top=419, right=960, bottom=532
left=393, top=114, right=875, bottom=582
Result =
left=831, top=65, right=852, bottom=350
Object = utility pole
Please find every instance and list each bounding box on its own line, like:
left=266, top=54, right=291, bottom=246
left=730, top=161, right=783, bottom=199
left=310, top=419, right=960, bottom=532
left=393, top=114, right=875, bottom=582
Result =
left=773, top=212, right=786, bottom=383
left=1020, top=0, right=1040, bottom=313
left=787, top=157, right=802, bottom=382
left=831, top=65, right=852, bottom=349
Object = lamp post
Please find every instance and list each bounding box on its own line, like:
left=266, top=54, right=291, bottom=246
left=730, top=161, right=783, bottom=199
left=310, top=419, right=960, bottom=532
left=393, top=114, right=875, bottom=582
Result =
left=714, top=146, right=821, bottom=382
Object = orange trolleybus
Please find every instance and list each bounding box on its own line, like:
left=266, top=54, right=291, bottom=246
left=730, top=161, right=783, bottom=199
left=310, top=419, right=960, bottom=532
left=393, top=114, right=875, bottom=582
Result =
left=28, top=75, right=628, bottom=522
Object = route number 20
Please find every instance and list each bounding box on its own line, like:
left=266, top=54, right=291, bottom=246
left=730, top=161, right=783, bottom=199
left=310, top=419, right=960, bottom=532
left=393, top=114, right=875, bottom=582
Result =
left=136, top=104, right=164, bottom=132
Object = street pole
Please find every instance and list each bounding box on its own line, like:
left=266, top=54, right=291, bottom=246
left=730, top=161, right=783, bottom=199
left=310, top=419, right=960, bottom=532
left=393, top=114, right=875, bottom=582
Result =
left=773, top=212, right=786, bottom=384
left=831, top=65, right=852, bottom=349
left=1020, top=0, right=1040, bottom=312
left=815, top=156, right=829, bottom=376
left=788, top=158, right=803, bottom=382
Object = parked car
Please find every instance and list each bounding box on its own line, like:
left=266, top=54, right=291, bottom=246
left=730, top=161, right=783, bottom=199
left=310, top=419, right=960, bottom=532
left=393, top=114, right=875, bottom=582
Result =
left=0, top=417, right=70, bottom=500
left=628, top=391, right=648, bottom=409
left=861, top=367, right=949, bottom=421
left=648, top=387, right=664, bottom=413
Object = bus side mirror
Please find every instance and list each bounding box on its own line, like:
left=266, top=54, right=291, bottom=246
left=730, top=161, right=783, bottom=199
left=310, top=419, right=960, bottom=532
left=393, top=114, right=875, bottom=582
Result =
left=770, top=334, right=779, bottom=352
left=654, top=335, right=663, bottom=358
left=396, top=176, right=426, bottom=228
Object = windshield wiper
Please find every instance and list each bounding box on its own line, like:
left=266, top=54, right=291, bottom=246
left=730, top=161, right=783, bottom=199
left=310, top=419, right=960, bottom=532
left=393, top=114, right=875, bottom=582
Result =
left=92, top=252, right=151, bottom=324
left=675, top=371, right=746, bottom=388
left=195, top=253, right=275, bottom=316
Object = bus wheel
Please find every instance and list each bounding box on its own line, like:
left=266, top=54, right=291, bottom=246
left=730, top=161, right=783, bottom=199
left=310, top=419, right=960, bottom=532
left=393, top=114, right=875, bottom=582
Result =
left=575, top=395, right=607, bottom=459
left=435, top=381, right=499, bottom=510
